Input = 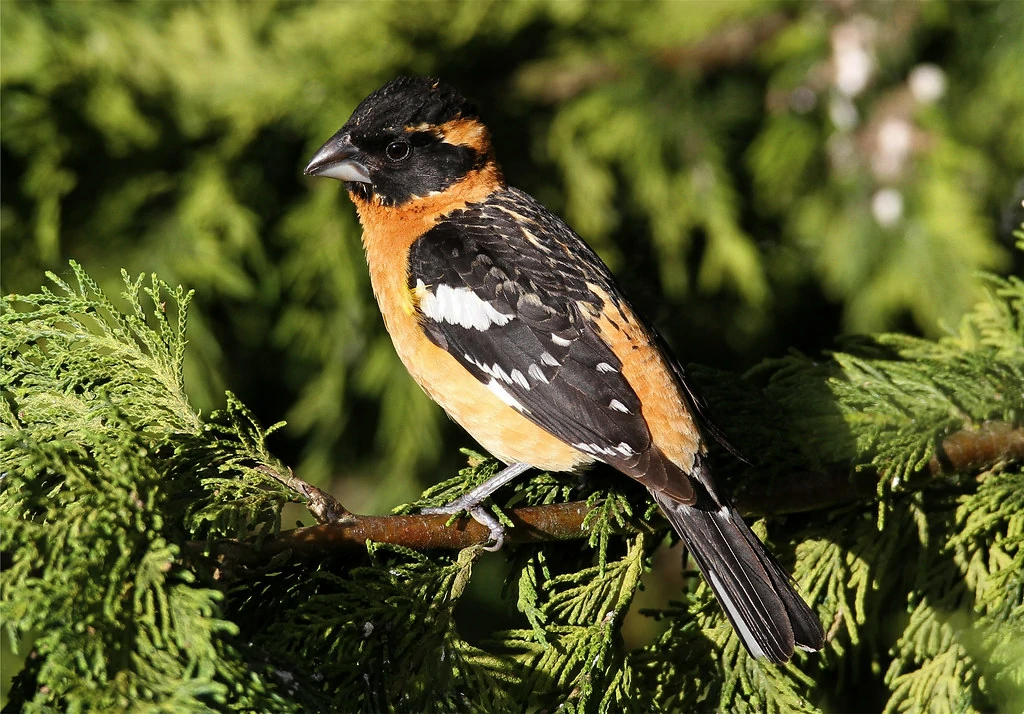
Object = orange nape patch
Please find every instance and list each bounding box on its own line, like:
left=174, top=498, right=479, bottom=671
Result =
left=435, top=117, right=492, bottom=154
left=406, top=116, right=490, bottom=153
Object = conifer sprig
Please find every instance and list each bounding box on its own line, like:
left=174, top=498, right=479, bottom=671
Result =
left=2, top=255, right=1022, bottom=712
left=1, top=265, right=312, bottom=710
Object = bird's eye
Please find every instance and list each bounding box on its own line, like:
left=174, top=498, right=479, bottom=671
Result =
left=385, top=140, right=411, bottom=162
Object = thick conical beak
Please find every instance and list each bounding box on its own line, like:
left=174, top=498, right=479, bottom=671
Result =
left=304, top=131, right=371, bottom=183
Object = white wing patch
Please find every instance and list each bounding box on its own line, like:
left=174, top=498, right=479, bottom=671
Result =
left=487, top=379, right=527, bottom=412
left=573, top=441, right=637, bottom=458
left=465, top=354, right=513, bottom=384
left=417, top=280, right=513, bottom=330
left=609, top=399, right=630, bottom=414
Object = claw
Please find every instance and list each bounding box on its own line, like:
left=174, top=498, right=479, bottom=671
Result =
left=422, top=503, right=508, bottom=550
left=469, top=506, right=506, bottom=551
left=419, top=462, right=531, bottom=551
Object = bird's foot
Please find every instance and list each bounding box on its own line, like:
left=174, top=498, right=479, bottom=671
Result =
left=420, top=462, right=533, bottom=551
left=421, top=500, right=507, bottom=551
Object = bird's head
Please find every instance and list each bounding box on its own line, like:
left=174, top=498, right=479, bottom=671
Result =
left=305, top=77, right=500, bottom=207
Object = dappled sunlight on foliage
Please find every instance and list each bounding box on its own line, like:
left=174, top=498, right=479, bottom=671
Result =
left=3, top=1, right=1020, bottom=500
left=2, top=1, right=1023, bottom=711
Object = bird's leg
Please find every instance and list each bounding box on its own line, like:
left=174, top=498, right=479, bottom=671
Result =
left=421, top=461, right=533, bottom=551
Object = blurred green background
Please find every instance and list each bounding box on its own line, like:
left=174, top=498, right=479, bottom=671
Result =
left=2, top=0, right=1021, bottom=521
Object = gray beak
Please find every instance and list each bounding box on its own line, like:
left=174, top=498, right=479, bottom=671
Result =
left=304, top=131, right=371, bottom=183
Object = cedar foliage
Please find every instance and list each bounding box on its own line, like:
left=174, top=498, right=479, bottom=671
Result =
left=2, top=1, right=1023, bottom=712
left=2, top=246, right=1022, bottom=712
left=2, top=0, right=1020, bottom=497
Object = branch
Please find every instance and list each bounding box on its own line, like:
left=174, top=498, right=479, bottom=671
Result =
left=206, top=422, right=1023, bottom=575
left=213, top=502, right=592, bottom=566
left=929, top=421, right=1024, bottom=476
left=737, top=422, right=1024, bottom=516
left=255, top=464, right=351, bottom=525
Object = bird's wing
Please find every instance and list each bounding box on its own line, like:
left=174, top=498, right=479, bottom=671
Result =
left=407, top=190, right=663, bottom=480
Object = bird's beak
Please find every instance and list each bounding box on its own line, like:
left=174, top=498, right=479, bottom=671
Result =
left=304, top=131, right=371, bottom=183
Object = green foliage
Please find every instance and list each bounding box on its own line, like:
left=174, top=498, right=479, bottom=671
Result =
left=1, top=262, right=199, bottom=438
left=3, top=0, right=1019, bottom=501
left=1, top=421, right=265, bottom=713
left=496, top=534, right=650, bottom=713
left=2, top=2, right=1023, bottom=710
left=3, top=245, right=1022, bottom=711
left=0, top=266, right=309, bottom=711
left=703, top=244, right=1024, bottom=712
left=254, top=544, right=521, bottom=713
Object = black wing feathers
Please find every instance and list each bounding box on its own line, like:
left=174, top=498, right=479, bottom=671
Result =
left=408, top=188, right=650, bottom=473
left=408, top=187, right=823, bottom=662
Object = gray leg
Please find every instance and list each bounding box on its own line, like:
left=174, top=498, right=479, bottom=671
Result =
left=421, top=461, right=533, bottom=551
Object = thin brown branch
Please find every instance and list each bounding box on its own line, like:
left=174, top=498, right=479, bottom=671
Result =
left=208, top=423, right=1024, bottom=575
left=736, top=422, right=1024, bottom=516
left=928, top=421, right=1024, bottom=476
left=255, top=464, right=351, bottom=524
left=269, top=502, right=591, bottom=557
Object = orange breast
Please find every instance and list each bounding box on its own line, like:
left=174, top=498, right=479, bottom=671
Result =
left=351, top=164, right=701, bottom=477
left=352, top=166, right=595, bottom=473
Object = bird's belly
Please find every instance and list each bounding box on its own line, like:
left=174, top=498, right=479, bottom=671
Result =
left=400, top=331, right=596, bottom=471
left=370, top=266, right=595, bottom=473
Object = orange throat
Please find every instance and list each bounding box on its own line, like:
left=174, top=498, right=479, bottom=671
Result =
left=349, top=160, right=502, bottom=245
left=343, top=160, right=593, bottom=472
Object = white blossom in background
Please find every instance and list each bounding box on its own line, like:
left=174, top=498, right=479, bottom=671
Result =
left=908, top=64, right=947, bottom=104
left=832, top=19, right=876, bottom=98
left=872, top=187, right=904, bottom=227
left=872, top=117, right=914, bottom=180
left=790, top=86, right=817, bottom=114
left=827, top=134, right=858, bottom=175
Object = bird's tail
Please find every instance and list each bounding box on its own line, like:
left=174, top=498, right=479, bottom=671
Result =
left=651, top=491, right=824, bottom=663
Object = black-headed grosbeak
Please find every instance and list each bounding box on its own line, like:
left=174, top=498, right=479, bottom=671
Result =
left=305, top=77, right=824, bottom=663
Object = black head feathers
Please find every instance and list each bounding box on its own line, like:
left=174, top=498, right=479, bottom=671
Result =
left=344, top=77, right=477, bottom=135
left=307, top=77, right=496, bottom=207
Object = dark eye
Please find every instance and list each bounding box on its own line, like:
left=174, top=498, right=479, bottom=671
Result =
left=385, top=140, right=411, bottom=162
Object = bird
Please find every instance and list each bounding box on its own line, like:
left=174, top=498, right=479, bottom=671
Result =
left=304, top=76, right=825, bottom=663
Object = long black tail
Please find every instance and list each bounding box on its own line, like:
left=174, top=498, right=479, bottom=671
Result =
left=652, top=491, right=825, bottom=663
